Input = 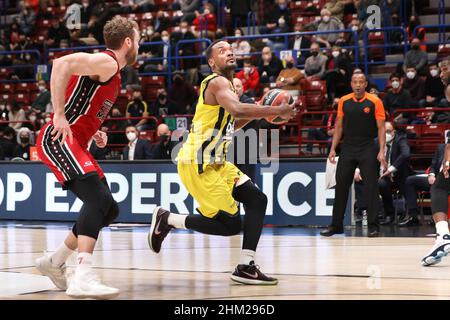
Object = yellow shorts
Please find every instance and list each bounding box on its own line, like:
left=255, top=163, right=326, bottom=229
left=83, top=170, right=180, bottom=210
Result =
left=178, top=161, right=246, bottom=218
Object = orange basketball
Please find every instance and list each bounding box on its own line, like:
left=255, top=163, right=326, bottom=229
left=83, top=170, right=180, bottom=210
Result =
left=260, top=89, right=295, bottom=125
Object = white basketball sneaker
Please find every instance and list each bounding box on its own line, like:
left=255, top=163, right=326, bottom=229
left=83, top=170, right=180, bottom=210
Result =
left=422, top=234, right=450, bottom=266
left=66, top=269, right=120, bottom=299
left=35, top=254, right=68, bottom=290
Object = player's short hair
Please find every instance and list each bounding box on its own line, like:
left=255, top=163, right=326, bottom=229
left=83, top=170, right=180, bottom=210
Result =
left=103, top=16, right=139, bottom=50
left=205, top=39, right=227, bottom=68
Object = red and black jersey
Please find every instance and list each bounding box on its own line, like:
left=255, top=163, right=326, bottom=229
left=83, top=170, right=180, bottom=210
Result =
left=54, top=49, right=121, bottom=147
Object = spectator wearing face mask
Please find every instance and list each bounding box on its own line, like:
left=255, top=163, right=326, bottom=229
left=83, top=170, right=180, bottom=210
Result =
left=257, top=46, right=284, bottom=84
left=126, top=90, right=151, bottom=131
left=141, top=30, right=172, bottom=74
left=304, top=42, right=327, bottom=78
left=192, top=2, right=217, bottom=38
left=324, top=0, right=345, bottom=21
left=150, top=123, right=177, bottom=160
left=231, top=28, right=251, bottom=68
left=259, top=0, right=292, bottom=36
left=316, top=8, right=344, bottom=47
left=383, top=73, right=413, bottom=124
left=0, top=100, right=9, bottom=131
left=13, top=127, right=32, bottom=160
left=8, top=101, right=26, bottom=132
left=323, top=46, right=352, bottom=103
left=235, top=59, right=260, bottom=97
left=150, top=88, right=178, bottom=117
left=275, top=56, right=304, bottom=96
left=122, top=125, right=152, bottom=160
left=168, top=71, right=198, bottom=114
left=289, top=23, right=312, bottom=65
left=22, top=110, right=42, bottom=134
left=120, top=65, right=141, bottom=91
left=420, top=63, right=446, bottom=108
left=225, top=0, right=253, bottom=28
left=46, top=18, right=70, bottom=48
left=0, top=126, right=17, bottom=159
left=32, top=80, right=51, bottom=114
left=170, top=21, right=198, bottom=71
left=403, top=38, right=428, bottom=76
left=17, top=1, right=36, bottom=36
left=103, top=106, right=128, bottom=146
left=403, top=66, right=426, bottom=103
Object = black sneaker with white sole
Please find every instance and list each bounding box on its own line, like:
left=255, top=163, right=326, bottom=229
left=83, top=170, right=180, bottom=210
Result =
left=230, top=261, right=278, bottom=285
left=148, top=206, right=173, bottom=253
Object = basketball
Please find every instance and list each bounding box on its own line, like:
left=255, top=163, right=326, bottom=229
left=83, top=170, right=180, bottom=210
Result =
left=260, top=89, right=295, bottom=125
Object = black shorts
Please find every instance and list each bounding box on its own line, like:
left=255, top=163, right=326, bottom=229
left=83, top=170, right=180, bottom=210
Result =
left=431, top=173, right=450, bottom=214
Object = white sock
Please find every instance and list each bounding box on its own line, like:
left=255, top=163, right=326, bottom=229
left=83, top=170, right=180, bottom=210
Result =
left=76, top=252, right=93, bottom=273
left=239, top=249, right=255, bottom=265
left=50, top=242, right=75, bottom=267
left=436, top=221, right=449, bottom=241
left=167, top=213, right=187, bottom=229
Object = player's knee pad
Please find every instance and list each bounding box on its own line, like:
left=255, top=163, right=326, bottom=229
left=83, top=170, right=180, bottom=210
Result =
left=216, top=210, right=242, bottom=236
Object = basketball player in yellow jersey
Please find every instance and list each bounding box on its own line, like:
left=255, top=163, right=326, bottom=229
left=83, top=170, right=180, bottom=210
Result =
left=148, top=40, right=296, bottom=285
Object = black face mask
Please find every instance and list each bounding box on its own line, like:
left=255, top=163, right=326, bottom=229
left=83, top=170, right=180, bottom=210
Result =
left=311, top=51, right=319, bottom=57
left=174, top=77, right=183, bottom=85
left=158, top=94, right=167, bottom=100
left=112, top=113, right=121, bottom=117
left=20, top=137, right=29, bottom=144
left=159, top=134, right=169, bottom=142
left=286, top=62, right=294, bottom=69
left=412, top=45, right=420, bottom=50
left=133, top=97, right=141, bottom=103
left=216, top=33, right=224, bottom=39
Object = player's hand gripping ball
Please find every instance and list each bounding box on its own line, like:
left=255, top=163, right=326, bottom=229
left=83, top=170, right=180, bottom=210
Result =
left=259, top=89, right=296, bottom=125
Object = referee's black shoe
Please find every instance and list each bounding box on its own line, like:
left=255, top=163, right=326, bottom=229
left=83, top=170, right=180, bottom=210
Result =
left=320, top=226, right=344, bottom=237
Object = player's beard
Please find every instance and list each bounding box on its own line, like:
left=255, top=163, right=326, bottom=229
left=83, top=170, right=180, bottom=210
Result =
left=125, top=42, right=137, bottom=65
left=223, top=61, right=238, bottom=71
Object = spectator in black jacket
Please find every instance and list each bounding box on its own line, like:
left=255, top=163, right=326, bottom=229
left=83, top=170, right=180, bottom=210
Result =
left=322, top=46, right=352, bottom=103
left=289, top=22, right=312, bottom=65
left=150, top=124, right=177, bottom=160
left=150, top=88, right=178, bottom=117
left=0, top=126, right=16, bottom=159
left=259, top=0, right=291, bottom=36
left=419, top=62, right=446, bottom=107
left=12, top=128, right=32, bottom=160
left=168, top=71, right=197, bottom=114
left=122, top=125, right=152, bottom=160
left=383, top=73, right=414, bottom=124
left=399, top=143, right=445, bottom=226
left=258, top=46, right=283, bottom=84
left=226, top=0, right=252, bottom=28
left=378, top=122, right=413, bottom=225
left=46, top=18, right=70, bottom=48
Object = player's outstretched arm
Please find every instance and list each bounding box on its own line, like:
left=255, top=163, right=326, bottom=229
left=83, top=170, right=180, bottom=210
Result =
left=210, top=77, right=296, bottom=120
left=50, top=53, right=117, bottom=144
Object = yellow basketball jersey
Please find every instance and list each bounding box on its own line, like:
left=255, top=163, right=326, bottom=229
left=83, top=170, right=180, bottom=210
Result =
left=177, top=73, right=236, bottom=173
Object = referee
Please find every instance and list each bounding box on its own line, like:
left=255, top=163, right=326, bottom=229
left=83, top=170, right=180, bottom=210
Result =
left=321, top=73, right=387, bottom=238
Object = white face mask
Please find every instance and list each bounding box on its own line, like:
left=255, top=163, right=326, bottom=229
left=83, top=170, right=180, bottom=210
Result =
left=351, top=25, right=358, bottom=32
left=235, top=33, right=241, bottom=38
left=181, top=28, right=188, bottom=34
left=332, top=51, right=340, bottom=58
left=127, top=132, right=137, bottom=142
left=45, top=117, right=51, bottom=123
left=278, top=17, right=285, bottom=25
left=391, top=80, right=400, bottom=89
left=203, top=9, right=210, bottom=15
left=29, top=115, right=36, bottom=122
left=244, top=67, right=251, bottom=73
left=322, top=16, right=330, bottom=23
left=38, top=85, right=46, bottom=92
left=386, top=133, right=394, bottom=143
left=162, top=36, right=169, bottom=42
left=406, top=71, right=416, bottom=79
left=430, top=69, right=439, bottom=77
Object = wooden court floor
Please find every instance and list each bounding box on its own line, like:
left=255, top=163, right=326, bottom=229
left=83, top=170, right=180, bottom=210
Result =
left=1, top=223, right=450, bottom=300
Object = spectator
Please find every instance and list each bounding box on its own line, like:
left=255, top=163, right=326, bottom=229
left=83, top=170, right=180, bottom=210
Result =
left=150, top=123, right=176, bottom=160
left=235, top=59, right=260, bottom=97
left=403, top=65, right=426, bottom=103
left=8, top=101, right=26, bottom=131
left=289, top=23, right=312, bottom=65
left=383, top=73, right=414, bottom=124
left=323, top=46, right=352, bottom=103
left=403, top=38, right=428, bottom=76
left=172, top=0, right=201, bottom=24
left=231, top=78, right=258, bottom=180
left=324, top=0, right=345, bottom=21
left=304, top=42, right=327, bottom=78
left=345, top=19, right=364, bottom=60
left=120, top=65, right=141, bottom=91
left=168, top=71, right=198, bottom=114
left=316, top=8, right=344, bottom=47
left=17, top=1, right=36, bottom=36
left=88, top=136, right=110, bottom=160
left=125, top=90, right=151, bottom=131
left=231, top=28, right=251, bottom=67
left=305, top=98, right=337, bottom=153
left=154, top=10, right=171, bottom=33
left=13, top=128, right=32, bottom=160
left=141, top=30, right=171, bottom=73
left=103, top=106, right=128, bottom=147
left=214, top=28, right=226, bottom=40
left=257, top=46, right=283, bottom=84
left=192, top=2, right=217, bottom=38
left=46, top=18, right=70, bottom=48
left=150, top=88, right=178, bottom=117
left=378, top=122, right=413, bottom=225
left=226, top=0, right=253, bottom=28
left=170, top=21, right=199, bottom=75
left=420, top=62, right=446, bottom=107
left=275, top=55, right=304, bottom=96
left=0, top=126, right=17, bottom=159
left=32, top=80, right=51, bottom=114
left=131, top=0, right=155, bottom=12
left=406, top=15, right=425, bottom=46
left=122, top=125, right=152, bottom=160
left=22, top=110, right=42, bottom=134
left=259, top=0, right=291, bottom=36
left=0, top=100, right=9, bottom=131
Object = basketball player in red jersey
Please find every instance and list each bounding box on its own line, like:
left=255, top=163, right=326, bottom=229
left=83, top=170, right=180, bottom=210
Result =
left=34, top=17, right=139, bottom=299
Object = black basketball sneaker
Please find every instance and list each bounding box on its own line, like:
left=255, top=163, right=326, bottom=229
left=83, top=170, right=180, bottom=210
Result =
left=230, top=261, right=278, bottom=285
left=148, top=206, right=173, bottom=253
